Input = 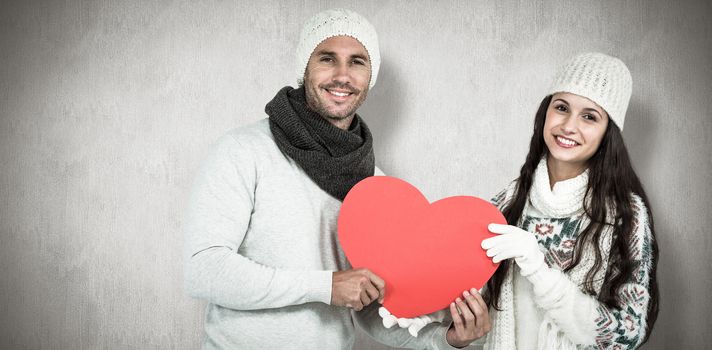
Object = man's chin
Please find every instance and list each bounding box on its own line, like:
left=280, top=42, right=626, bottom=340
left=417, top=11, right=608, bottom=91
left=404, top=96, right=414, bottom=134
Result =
left=321, top=106, right=356, bottom=121
left=323, top=112, right=352, bottom=121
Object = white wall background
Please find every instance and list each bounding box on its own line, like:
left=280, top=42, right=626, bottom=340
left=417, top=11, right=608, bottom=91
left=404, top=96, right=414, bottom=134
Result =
left=1, top=1, right=710, bottom=349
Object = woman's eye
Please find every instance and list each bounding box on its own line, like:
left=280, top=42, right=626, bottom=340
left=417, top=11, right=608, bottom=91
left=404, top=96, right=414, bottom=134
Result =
left=555, top=105, right=568, bottom=112
left=582, top=114, right=596, bottom=121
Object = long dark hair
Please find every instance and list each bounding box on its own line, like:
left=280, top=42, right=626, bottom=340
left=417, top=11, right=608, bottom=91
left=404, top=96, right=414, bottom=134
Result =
left=485, top=95, right=659, bottom=343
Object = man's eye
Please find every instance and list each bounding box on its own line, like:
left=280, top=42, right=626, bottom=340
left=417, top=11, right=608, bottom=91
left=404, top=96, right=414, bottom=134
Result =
left=320, top=57, right=334, bottom=62
left=352, top=59, right=365, bottom=65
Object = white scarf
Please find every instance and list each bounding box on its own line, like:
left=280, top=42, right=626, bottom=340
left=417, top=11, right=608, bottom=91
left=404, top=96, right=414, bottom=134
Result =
left=528, top=159, right=589, bottom=218
left=485, top=158, right=613, bottom=350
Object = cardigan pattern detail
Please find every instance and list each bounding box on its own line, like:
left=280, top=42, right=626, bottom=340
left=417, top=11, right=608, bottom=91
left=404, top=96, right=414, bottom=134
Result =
left=485, top=158, right=653, bottom=350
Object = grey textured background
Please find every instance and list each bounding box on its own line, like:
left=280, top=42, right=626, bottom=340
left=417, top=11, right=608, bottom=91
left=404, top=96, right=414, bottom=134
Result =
left=1, top=1, right=710, bottom=349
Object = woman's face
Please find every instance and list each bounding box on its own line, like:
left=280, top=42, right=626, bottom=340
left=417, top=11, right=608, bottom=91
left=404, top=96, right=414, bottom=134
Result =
left=543, top=92, right=609, bottom=173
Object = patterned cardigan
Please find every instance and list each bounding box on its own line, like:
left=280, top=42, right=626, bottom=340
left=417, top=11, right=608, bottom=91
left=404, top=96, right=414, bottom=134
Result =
left=486, top=181, right=655, bottom=349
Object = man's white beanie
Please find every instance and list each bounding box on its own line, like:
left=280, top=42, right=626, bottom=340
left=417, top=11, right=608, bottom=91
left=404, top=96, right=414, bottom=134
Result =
left=295, top=8, right=380, bottom=89
left=549, top=52, right=632, bottom=129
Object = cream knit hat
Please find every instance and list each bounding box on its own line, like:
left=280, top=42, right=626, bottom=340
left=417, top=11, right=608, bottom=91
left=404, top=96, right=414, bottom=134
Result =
left=549, top=52, right=632, bottom=129
left=295, top=8, right=380, bottom=89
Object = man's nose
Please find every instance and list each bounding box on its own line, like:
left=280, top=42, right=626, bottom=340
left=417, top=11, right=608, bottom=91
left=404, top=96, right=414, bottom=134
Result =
left=332, top=62, right=351, bottom=85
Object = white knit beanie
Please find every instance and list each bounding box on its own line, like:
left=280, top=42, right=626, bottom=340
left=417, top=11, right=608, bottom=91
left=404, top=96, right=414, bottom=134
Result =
left=295, top=8, right=380, bottom=89
left=549, top=52, right=632, bottom=129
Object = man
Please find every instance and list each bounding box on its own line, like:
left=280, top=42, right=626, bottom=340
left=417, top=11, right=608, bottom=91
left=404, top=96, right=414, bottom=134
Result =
left=184, top=8, right=485, bottom=349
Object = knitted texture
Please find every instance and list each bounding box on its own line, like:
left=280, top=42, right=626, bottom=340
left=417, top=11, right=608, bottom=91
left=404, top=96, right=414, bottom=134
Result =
left=266, top=86, right=375, bottom=201
left=485, top=185, right=519, bottom=350
left=185, top=120, right=456, bottom=349
left=529, top=158, right=589, bottom=218
left=295, top=8, right=380, bottom=88
left=184, top=120, right=351, bottom=348
left=485, top=159, right=653, bottom=349
left=549, top=52, right=632, bottom=130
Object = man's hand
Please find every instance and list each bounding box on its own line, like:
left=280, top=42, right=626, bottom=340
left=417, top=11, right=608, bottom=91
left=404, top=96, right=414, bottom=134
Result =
left=445, top=288, right=491, bottom=348
left=331, top=268, right=385, bottom=311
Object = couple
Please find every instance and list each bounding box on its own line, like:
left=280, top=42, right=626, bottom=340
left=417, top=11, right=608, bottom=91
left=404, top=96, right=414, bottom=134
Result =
left=184, top=8, right=659, bottom=350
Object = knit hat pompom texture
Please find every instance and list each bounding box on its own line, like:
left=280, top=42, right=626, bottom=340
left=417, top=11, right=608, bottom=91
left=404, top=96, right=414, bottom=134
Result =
left=296, top=8, right=380, bottom=89
left=549, top=52, right=632, bottom=129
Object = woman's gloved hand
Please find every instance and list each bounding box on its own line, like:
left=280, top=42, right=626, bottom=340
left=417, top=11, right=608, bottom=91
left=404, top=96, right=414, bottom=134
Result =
left=481, top=223, right=546, bottom=276
left=378, top=307, right=447, bottom=337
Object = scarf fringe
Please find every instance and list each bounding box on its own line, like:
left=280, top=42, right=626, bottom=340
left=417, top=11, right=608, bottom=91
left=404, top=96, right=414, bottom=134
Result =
left=538, top=318, right=578, bottom=350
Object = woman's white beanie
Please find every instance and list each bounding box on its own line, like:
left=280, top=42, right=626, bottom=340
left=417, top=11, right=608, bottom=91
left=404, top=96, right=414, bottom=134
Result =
left=295, top=8, right=380, bottom=89
left=549, top=52, right=632, bottom=129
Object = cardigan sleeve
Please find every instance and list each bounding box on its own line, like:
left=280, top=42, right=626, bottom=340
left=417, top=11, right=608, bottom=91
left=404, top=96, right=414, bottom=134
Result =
left=490, top=180, right=517, bottom=210
left=525, top=195, right=655, bottom=348
left=592, top=196, right=655, bottom=348
left=183, top=133, right=333, bottom=310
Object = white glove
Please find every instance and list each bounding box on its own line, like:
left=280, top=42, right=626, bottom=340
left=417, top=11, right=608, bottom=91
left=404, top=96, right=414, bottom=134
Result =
left=378, top=307, right=398, bottom=328
left=481, top=223, right=545, bottom=276
left=378, top=307, right=447, bottom=337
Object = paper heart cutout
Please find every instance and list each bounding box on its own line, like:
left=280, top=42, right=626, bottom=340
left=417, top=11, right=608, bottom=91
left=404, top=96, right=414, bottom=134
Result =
left=338, top=176, right=505, bottom=318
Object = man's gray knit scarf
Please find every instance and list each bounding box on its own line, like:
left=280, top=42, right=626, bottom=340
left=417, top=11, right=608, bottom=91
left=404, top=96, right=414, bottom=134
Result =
left=266, top=86, right=375, bottom=201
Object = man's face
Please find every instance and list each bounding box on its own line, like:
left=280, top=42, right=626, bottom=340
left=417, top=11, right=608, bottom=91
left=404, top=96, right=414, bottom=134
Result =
left=304, top=35, right=371, bottom=122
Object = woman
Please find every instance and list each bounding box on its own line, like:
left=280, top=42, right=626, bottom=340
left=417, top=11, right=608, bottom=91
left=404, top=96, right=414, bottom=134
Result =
left=480, top=52, right=659, bottom=349
left=385, top=52, right=659, bottom=349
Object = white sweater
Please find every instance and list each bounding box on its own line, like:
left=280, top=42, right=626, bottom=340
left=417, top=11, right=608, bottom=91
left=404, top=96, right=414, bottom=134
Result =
left=184, top=119, right=458, bottom=349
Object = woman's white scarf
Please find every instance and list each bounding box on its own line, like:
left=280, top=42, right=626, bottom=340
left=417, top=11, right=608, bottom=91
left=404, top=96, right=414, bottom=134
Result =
left=485, top=159, right=613, bottom=350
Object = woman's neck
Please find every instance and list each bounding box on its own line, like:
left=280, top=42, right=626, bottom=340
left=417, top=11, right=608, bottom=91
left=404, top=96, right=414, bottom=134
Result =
left=546, top=156, right=587, bottom=189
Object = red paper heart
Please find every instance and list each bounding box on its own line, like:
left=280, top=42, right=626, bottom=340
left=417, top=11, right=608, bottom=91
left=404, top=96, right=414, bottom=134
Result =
left=338, top=176, right=505, bottom=318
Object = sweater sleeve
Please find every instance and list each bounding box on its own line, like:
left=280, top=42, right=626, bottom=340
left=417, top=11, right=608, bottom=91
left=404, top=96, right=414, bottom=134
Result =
left=183, top=133, right=333, bottom=310
left=490, top=180, right=517, bottom=210
left=525, top=196, right=655, bottom=348
left=353, top=304, right=464, bottom=350
left=490, top=186, right=509, bottom=209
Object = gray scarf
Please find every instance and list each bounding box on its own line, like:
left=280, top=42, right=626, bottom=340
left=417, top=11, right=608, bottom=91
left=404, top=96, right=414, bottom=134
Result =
left=266, top=86, right=375, bottom=201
